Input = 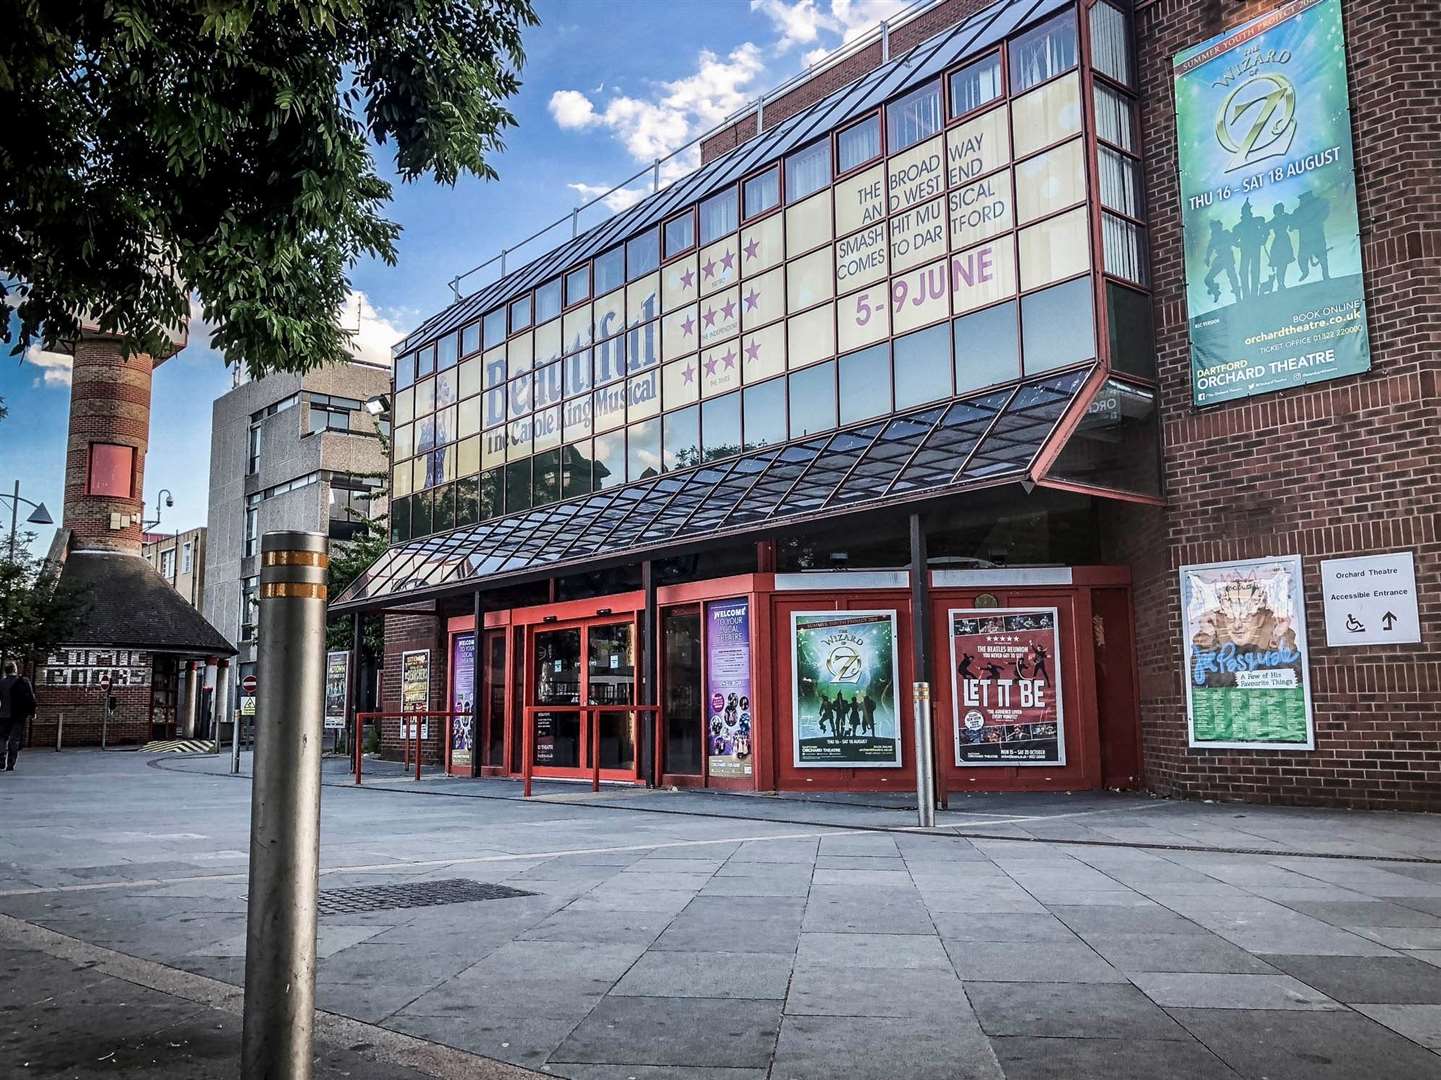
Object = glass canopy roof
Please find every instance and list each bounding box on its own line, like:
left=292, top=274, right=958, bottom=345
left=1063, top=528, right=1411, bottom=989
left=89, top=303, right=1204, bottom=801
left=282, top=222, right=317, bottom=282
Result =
left=332, top=365, right=1095, bottom=609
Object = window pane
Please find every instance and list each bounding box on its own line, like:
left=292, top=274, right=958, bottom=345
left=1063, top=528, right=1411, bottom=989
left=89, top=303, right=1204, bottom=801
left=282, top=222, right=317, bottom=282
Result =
left=1021, top=277, right=1095, bottom=373
left=1099, top=148, right=1143, bottom=218
left=953, top=302, right=1020, bottom=393
left=701, top=392, right=741, bottom=460
left=627, top=229, right=660, bottom=280
left=1049, top=379, right=1158, bottom=495
left=743, top=167, right=780, bottom=218
left=532, top=448, right=561, bottom=505
left=838, top=115, right=881, bottom=173
left=509, top=295, right=531, bottom=332
left=504, top=460, right=532, bottom=512
left=1094, top=85, right=1135, bottom=152
left=437, top=334, right=458, bottom=371
left=1018, top=206, right=1090, bottom=290
left=665, top=213, right=695, bottom=257
left=742, top=377, right=787, bottom=449
left=700, top=189, right=738, bottom=244
left=887, top=82, right=942, bottom=152
left=88, top=443, right=134, bottom=497
left=394, top=352, right=415, bottom=391
left=1106, top=282, right=1155, bottom=380
left=839, top=344, right=892, bottom=424
left=627, top=418, right=660, bottom=480
left=1089, top=2, right=1132, bottom=86
left=433, top=483, right=456, bottom=533
left=594, top=429, right=625, bottom=489
left=1015, top=138, right=1087, bottom=223
left=892, top=322, right=952, bottom=409
left=594, top=247, right=624, bottom=295
left=565, top=266, right=590, bottom=305
left=483, top=308, right=506, bottom=348
left=788, top=360, right=837, bottom=437
left=562, top=442, right=593, bottom=497
left=1012, top=71, right=1082, bottom=158
left=416, top=344, right=436, bottom=378
left=949, top=53, right=1002, bottom=117
left=1010, top=11, right=1078, bottom=93
left=536, top=279, right=562, bottom=322
left=663, top=405, right=700, bottom=471
left=786, top=141, right=831, bottom=201
left=461, top=323, right=481, bottom=358
left=1103, top=213, right=1149, bottom=285
left=455, top=475, right=479, bottom=526
left=411, top=489, right=433, bottom=536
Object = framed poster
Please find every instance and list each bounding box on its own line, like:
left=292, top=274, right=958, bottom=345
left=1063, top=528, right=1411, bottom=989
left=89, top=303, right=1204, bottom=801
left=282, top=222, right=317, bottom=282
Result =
left=400, top=648, right=430, bottom=740
left=950, top=608, right=1065, bottom=766
left=1174, top=0, right=1370, bottom=406
left=1179, top=555, right=1314, bottom=750
left=706, top=598, right=754, bottom=779
left=450, top=633, right=476, bottom=769
left=323, top=651, right=349, bottom=731
left=791, top=610, right=901, bottom=768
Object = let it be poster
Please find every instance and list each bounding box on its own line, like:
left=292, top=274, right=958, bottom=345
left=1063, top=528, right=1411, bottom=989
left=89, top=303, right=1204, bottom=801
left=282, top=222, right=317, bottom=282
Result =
left=950, top=608, right=1065, bottom=766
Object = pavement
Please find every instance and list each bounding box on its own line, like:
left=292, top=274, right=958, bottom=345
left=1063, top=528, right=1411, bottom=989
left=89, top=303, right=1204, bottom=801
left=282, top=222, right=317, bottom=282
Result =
left=0, top=750, right=1439, bottom=1078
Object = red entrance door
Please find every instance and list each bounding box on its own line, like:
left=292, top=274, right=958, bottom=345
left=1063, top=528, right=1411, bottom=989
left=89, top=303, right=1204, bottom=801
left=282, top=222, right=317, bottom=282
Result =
left=526, top=619, right=641, bottom=783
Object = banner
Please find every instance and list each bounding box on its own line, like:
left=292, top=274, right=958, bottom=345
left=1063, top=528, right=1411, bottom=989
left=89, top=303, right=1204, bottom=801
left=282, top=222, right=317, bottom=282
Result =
left=705, top=598, right=754, bottom=779
left=1180, top=555, right=1314, bottom=750
left=950, top=608, right=1065, bottom=766
left=400, top=649, right=430, bottom=740
left=450, top=633, right=476, bottom=769
left=1174, top=0, right=1369, bottom=406
left=792, top=610, right=901, bottom=768
left=324, top=651, right=349, bottom=731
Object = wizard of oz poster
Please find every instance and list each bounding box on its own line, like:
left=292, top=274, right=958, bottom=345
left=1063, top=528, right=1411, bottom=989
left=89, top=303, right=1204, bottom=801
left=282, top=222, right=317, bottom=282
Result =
left=791, top=610, right=901, bottom=768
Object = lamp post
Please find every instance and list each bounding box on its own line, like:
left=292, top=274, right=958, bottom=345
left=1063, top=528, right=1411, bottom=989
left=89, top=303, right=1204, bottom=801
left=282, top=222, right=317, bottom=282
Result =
left=2, top=480, right=54, bottom=564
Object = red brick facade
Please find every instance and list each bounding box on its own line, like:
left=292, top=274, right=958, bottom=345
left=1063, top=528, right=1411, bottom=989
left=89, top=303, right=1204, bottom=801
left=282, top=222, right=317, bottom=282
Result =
left=380, top=609, right=449, bottom=764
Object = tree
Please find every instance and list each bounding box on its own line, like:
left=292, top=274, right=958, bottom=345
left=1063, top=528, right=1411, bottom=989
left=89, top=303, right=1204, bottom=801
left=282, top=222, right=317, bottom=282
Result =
left=2, top=0, right=538, bottom=375
left=0, top=532, right=88, bottom=670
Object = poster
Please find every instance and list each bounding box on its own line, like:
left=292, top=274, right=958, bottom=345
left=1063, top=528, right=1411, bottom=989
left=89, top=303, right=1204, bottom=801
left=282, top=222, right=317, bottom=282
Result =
left=949, top=608, right=1065, bottom=766
left=1180, top=555, right=1314, bottom=750
left=400, top=649, right=430, bottom=740
left=792, top=610, right=901, bottom=768
left=1174, top=0, right=1370, bottom=406
left=324, top=651, right=349, bottom=731
left=450, top=633, right=476, bottom=769
left=705, top=598, right=753, bottom=779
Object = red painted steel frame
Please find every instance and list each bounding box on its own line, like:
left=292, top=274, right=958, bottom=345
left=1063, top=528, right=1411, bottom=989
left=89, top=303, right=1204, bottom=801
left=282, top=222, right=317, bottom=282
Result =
left=351, top=711, right=467, bottom=785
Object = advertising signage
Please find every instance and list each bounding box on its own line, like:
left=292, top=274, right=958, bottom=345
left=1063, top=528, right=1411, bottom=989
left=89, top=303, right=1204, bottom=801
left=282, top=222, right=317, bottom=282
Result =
left=706, top=598, right=754, bottom=779
left=792, top=610, right=902, bottom=768
left=949, top=608, right=1065, bottom=766
left=1174, top=0, right=1370, bottom=406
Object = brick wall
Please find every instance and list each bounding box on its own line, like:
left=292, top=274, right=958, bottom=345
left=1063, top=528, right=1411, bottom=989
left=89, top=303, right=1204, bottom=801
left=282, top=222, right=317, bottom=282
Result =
left=30, top=683, right=153, bottom=748
left=1126, top=0, right=1441, bottom=809
left=379, top=609, right=448, bottom=764
left=64, top=335, right=154, bottom=554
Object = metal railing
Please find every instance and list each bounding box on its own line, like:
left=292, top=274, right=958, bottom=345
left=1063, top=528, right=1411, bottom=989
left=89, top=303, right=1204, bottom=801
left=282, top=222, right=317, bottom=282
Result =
left=521, top=704, right=661, bottom=797
left=443, top=0, right=956, bottom=303
left=352, top=710, right=469, bottom=784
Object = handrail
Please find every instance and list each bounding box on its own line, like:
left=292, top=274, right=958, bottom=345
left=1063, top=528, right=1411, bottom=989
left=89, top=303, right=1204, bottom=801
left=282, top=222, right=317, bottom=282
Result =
left=521, top=704, right=661, bottom=796
left=441, top=0, right=954, bottom=305
left=352, top=710, right=469, bottom=785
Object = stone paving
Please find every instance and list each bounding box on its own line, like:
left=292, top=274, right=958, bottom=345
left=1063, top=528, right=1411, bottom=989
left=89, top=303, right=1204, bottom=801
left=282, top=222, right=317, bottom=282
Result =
left=0, top=750, right=1439, bottom=1078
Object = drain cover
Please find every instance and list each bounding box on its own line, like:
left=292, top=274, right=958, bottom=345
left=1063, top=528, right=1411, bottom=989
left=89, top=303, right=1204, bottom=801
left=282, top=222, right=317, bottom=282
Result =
left=315, top=878, right=535, bottom=916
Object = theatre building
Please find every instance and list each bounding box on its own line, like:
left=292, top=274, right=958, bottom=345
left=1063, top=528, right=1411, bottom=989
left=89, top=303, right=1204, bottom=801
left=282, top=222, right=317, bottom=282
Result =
left=333, top=0, right=1441, bottom=809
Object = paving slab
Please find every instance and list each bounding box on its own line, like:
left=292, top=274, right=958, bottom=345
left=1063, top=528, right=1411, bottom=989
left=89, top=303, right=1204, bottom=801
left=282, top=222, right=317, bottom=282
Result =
left=1129, top=971, right=1342, bottom=1010
left=966, top=981, right=1190, bottom=1039
left=943, top=938, right=1127, bottom=983
left=770, top=1014, right=1001, bottom=1080
left=551, top=996, right=781, bottom=1068
left=1284, top=901, right=1441, bottom=929
left=1081, top=931, right=1277, bottom=974
left=785, top=964, right=965, bottom=1017
left=796, top=931, right=951, bottom=969
left=1046, top=902, right=1210, bottom=936
left=610, top=950, right=792, bottom=999
left=1264, top=953, right=1441, bottom=1004
left=1352, top=1003, right=1441, bottom=1049
left=929, top=910, right=1077, bottom=942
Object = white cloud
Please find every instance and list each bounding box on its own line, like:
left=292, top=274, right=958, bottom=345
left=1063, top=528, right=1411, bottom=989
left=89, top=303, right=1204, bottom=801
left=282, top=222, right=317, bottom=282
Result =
left=344, top=291, right=409, bottom=368
left=548, top=89, right=597, bottom=130
left=802, top=46, right=832, bottom=67
left=753, top=0, right=911, bottom=51
left=568, top=182, right=648, bottom=213
left=751, top=0, right=828, bottom=51
left=25, top=345, right=72, bottom=388
left=830, top=0, right=911, bottom=42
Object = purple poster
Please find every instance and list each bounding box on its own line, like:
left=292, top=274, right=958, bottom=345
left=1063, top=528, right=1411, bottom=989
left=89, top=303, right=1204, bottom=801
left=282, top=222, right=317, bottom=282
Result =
left=706, top=598, right=753, bottom=779
left=450, top=632, right=475, bottom=769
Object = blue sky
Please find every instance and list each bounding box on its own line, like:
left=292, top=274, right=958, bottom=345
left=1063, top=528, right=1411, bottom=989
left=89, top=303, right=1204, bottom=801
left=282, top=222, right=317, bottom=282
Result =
left=0, top=0, right=904, bottom=552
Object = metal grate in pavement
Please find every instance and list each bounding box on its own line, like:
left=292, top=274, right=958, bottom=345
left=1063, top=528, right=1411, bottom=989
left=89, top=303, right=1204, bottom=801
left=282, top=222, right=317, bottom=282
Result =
left=315, top=878, right=535, bottom=916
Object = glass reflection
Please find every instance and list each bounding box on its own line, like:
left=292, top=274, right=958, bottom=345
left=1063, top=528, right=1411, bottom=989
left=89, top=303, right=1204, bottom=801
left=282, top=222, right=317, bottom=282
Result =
left=743, top=378, right=786, bottom=449
left=702, top=392, right=742, bottom=461
left=839, top=344, right=892, bottom=424
left=789, top=360, right=837, bottom=436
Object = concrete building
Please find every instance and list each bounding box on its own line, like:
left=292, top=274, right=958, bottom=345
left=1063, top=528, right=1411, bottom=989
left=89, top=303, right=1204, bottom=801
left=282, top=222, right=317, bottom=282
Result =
left=201, top=361, right=390, bottom=719
left=141, top=526, right=207, bottom=611
left=335, top=0, right=1440, bottom=810
left=34, top=325, right=235, bottom=747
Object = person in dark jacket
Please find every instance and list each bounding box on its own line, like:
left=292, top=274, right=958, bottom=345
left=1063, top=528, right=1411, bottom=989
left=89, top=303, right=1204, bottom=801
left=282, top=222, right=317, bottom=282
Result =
left=0, top=661, right=37, bottom=771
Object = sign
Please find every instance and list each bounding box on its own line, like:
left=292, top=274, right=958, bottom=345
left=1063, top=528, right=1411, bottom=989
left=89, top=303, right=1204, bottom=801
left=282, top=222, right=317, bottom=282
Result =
left=241, top=674, right=258, bottom=695
left=450, top=633, right=476, bottom=768
left=240, top=695, right=256, bottom=717
left=1174, top=0, right=1370, bottom=406
left=324, top=651, right=349, bottom=730
left=791, top=610, right=901, bottom=768
left=949, top=608, right=1065, bottom=766
left=705, top=598, right=754, bottom=779
left=1319, top=551, right=1421, bottom=646
left=1180, top=555, right=1314, bottom=750
left=41, top=648, right=151, bottom=689
left=400, top=649, right=430, bottom=740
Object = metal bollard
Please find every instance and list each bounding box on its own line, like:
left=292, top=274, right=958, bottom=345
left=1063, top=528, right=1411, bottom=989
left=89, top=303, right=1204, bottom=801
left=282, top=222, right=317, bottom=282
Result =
left=912, top=682, right=936, bottom=828
left=241, top=531, right=328, bottom=1080
left=55, top=713, right=63, bottom=752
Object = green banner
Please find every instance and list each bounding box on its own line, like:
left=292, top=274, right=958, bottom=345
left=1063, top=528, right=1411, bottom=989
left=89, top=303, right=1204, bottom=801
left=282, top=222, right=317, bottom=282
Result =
left=791, top=611, right=901, bottom=768
left=1180, top=556, right=1314, bottom=750
left=1174, top=0, right=1369, bottom=406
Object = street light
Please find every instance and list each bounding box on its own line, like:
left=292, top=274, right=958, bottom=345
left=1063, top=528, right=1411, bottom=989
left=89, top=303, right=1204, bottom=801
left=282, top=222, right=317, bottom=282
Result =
left=363, top=394, right=391, bottom=417
left=143, top=488, right=175, bottom=531
left=1, top=480, right=54, bottom=564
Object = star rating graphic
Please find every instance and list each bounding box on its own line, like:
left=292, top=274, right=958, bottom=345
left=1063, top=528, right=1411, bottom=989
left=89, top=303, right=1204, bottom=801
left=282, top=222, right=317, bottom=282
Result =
left=720, top=250, right=736, bottom=272
left=681, top=313, right=696, bottom=337
left=704, top=355, right=718, bottom=376
left=744, top=289, right=760, bottom=311
left=680, top=267, right=696, bottom=289
left=743, top=237, right=760, bottom=260
left=682, top=362, right=696, bottom=384
left=721, top=298, right=737, bottom=321
left=702, top=307, right=717, bottom=328
left=701, top=258, right=716, bottom=279
left=721, top=347, right=737, bottom=370
left=744, top=340, right=761, bottom=362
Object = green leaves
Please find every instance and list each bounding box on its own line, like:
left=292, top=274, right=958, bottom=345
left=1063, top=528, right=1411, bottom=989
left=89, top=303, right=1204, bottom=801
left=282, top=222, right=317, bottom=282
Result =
left=1, top=0, right=538, bottom=377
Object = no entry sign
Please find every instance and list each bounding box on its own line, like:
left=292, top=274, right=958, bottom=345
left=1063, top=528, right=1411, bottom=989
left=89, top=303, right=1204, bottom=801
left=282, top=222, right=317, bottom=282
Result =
left=241, top=674, right=258, bottom=695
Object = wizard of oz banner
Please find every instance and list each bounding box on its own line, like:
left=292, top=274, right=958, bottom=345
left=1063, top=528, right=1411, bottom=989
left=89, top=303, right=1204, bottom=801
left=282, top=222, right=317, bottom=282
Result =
left=1180, top=555, right=1314, bottom=750
left=949, top=608, right=1065, bottom=766
left=1174, top=0, right=1370, bottom=406
left=791, top=610, right=901, bottom=768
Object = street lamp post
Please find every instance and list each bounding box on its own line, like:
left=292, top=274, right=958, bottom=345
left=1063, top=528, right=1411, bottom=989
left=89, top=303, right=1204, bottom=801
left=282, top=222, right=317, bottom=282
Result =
left=1, top=480, right=55, bottom=669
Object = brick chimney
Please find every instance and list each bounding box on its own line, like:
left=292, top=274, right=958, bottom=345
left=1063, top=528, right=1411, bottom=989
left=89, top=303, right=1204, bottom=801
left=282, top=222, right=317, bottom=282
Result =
left=61, top=324, right=184, bottom=553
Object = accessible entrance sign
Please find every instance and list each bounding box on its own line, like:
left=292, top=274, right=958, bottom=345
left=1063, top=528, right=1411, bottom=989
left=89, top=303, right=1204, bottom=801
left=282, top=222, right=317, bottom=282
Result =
left=1319, top=552, right=1420, bottom=646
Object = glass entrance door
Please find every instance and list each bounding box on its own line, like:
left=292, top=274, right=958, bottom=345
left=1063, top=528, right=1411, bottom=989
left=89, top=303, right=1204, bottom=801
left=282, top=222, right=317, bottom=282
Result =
left=528, top=619, right=638, bottom=779
left=533, top=627, right=582, bottom=769
left=662, top=608, right=703, bottom=776
left=482, top=629, right=507, bottom=770
left=588, top=623, right=635, bottom=771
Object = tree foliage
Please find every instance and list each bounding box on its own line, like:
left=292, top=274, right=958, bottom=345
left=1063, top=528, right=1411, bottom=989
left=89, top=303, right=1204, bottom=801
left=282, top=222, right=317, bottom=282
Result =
left=1, top=0, right=538, bottom=375
left=0, top=532, right=88, bottom=669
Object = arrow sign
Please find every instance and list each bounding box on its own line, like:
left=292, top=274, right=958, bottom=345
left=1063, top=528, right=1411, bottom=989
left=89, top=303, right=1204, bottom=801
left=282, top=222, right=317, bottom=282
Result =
left=1382, top=611, right=1397, bottom=631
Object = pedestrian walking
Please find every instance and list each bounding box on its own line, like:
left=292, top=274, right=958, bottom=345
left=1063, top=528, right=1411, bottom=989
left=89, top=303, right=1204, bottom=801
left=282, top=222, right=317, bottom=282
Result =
left=0, top=661, right=37, bottom=772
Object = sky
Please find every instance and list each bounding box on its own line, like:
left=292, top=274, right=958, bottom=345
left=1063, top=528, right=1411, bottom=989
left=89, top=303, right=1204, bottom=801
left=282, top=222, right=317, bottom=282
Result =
left=0, top=0, right=907, bottom=554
